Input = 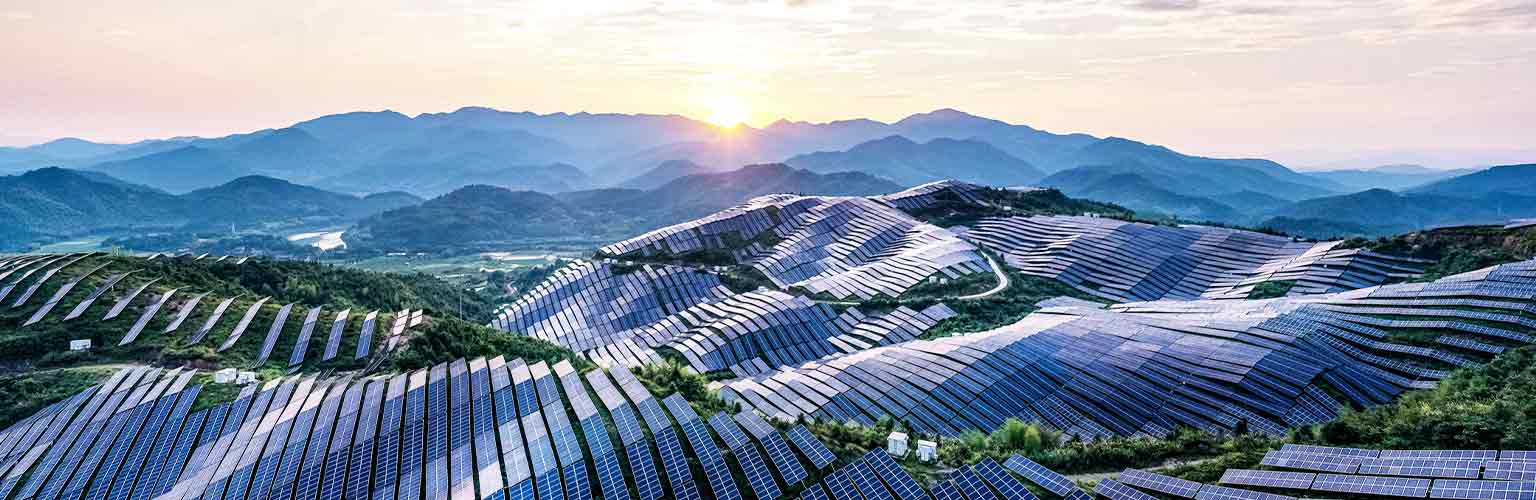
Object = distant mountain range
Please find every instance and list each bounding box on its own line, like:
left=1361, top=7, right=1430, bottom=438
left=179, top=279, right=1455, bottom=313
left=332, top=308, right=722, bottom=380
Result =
left=0, top=168, right=419, bottom=249
left=346, top=163, right=902, bottom=253
left=1305, top=164, right=1480, bottom=192
left=1261, top=164, right=1536, bottom=237
left=1, top=106, right=1525, bottom=239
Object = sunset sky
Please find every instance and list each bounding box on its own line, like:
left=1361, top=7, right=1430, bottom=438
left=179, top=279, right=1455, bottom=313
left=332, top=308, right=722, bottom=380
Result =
left=2, top=0, right=1533, bottom=167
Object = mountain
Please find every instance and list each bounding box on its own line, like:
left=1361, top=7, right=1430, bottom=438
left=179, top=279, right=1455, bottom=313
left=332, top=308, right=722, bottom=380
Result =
left=0, top=168, right=421, bottom=249
left=0, top=168, right=184, bottom=248
left=88, top=145, right=253, bottom=193
left=179, top=175, right=421, bottom=229
left=348, top=163, right=903, bottom=253
left=1305, top=164, right=1479, bottom=191
left=8, top=107, right=1336, bottom=210
left=618, top=160, right=719, bottom=190
left=785, top=135, right=1045, bottom=187
left=1062, top=172, right=1239, bottom=222
left=1411, top=164, right=1536, bottom=197
left=1260, top=187, right=1536, bottom=238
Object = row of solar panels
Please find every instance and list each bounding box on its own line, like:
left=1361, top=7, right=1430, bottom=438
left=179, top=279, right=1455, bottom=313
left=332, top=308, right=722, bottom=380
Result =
left=491, top=261, right=961, bottom=377
left=0, top=253, right=422, bottom=368
left=0, top=358, right=849, bottom=500
left=720, top=259, right=1536, bottom=438
left=965, top=215, right=1428, bottom=303
left=1089, top=445, right=1536, bottom=500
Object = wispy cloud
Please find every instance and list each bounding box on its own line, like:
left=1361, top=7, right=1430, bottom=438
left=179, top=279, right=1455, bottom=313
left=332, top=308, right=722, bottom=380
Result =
left=4, top=11, right=34, bottom=21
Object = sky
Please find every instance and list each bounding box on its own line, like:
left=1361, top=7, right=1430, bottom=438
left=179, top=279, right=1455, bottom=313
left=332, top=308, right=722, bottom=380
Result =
left=1, top=0, right=1533, bottom=168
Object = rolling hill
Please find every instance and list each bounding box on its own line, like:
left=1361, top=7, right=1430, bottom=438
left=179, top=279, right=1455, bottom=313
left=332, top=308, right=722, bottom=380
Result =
left=1304, top=164, right=1479, bottom=191
left=785, top=135, right=1045, bottom=186
left=346, top=163, right=902, bottom=253
left=0, top=168, right=420, bottom=249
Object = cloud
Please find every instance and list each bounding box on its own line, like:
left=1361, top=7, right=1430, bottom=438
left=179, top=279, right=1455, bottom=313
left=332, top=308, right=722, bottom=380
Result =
left=1129, top=0, right=1200, bottom=12
left=4, top=11, right=34, bottom=21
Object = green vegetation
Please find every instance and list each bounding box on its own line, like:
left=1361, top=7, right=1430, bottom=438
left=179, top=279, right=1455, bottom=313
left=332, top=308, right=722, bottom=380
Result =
left=390, top=317, right=592, bottom=372
left=1304, top=346, right=1536, bottom=450
left=1246, top=280, right=1295, bottom=299
left=1345, top=224, right=1536, bottom=281
left=0, top=254, right=494, bottom=375
left=897, top=271, right=996, bottom=300
left=0, top=366, right=113, bottom=428
left=898, top=272, right=1101, bottom=339
left=632, top=360, right=737, bottom=417
left=932, top=419, right=1282, bottom=476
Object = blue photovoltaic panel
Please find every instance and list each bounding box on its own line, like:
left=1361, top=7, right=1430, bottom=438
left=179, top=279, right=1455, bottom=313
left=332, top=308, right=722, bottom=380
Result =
left=801, top=483, right=831, bottom=500
left=975, top=458, right=1038, bottom=500
left=1218, top=470, right=1314, bottom=490
left=319, top=383, right=366, bottom=500
left=1484, top=460, right=1536, bottom=481
left=1430, top=480, right=1536, bottom=500
left=735, top=414, right=808, bottom=486
left=347, top=381, right=388, bottom=500
left=426, top=364, right=451, bottom=500
left=1261, top=450, right=1361, bottom=474
left=1358, top=457, right=1484, bottom=478
left=824, top=469, right=862, bottom=500
left=467, top=360, right=505, bottom=500
left=1195, top=484, right=1298, bottom=500
left=1096, top=479, right=1159, bottom=500
left=260, top=383, right=332, bottom=500
left=1378, top=450, right=1499, bottom=461
left=847, top=461, right=895, bottom=500
left=398, top=371, right=430, bottom=500
left=1003, top=454, right=1075, bottom=496
left=864, top=450, right=928, bottom=500
left=930, top=481, right=965, bottom=500
left=292, top=384, right=347, bottom=500
left=662, top=394, right=740, bottom=500
left=1311, top=473, right=1430, bottom=498
left=1118, top=469, right=1204, bottom=498
left=787, top=425, right=836, bottom=469
left=490, top=358, right=532, bottom=500
left=126, top=385, right=201, bottom=500
left=584, top=371, right=660, bottom=500
left=448, top=361, right=476, bottom=500
left=951, top=466, right=999, bottom=500
left=103, top=381, right=199, bottom=500
left=1281, top=444, right=1381, bottom=459
left=1499, top=451, right=1536, bottom=462
left=371, top=375, right=408, bottom=500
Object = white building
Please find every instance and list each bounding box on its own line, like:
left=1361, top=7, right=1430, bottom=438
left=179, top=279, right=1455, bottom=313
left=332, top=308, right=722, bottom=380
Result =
left=68, top=339, right=92, bottom=351
left=887, top=431, right=909, bottom=456
left=213, top=368, right=238, bottom=384
left=916, top=440, right=938, bottom=462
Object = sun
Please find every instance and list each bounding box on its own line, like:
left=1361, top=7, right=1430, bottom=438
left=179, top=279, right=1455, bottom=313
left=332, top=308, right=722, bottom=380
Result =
left=705, top=97, right=749, bottom=128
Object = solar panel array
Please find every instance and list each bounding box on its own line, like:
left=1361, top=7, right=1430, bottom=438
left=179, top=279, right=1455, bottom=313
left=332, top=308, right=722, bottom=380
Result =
left=1105, top=446, right=1536, bottom=500
left=0, top=253, right=417, bottom=371
left=875, top=180, right=987, bottom=211
left=720, top=259, right=1536, bottom=437
left=0, top=359, right=853, bottom=500
left=967, top=215, right=1429, bottom=302
left=494, top=264, right=958, bottom=376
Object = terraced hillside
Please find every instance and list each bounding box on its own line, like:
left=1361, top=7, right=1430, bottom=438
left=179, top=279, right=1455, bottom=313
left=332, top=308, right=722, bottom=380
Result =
left=0, top=253, right=491, bottom=373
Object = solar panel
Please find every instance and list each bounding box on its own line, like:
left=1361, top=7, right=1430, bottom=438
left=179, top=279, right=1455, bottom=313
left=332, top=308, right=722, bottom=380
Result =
left=448, top=360, right=476, bottom=500
left=64, top=271, right=136, bottom=321
left=287, top=307, right=323, bottom=367
left=734, top=412, right=808, bottom=486
left=801, top=483, right=831, bottom=500
left=1359, top=457, right=1485, bottom=478
left=1429, top=479, right=1536, bottom=500
left=426, top=364, right=451, bottom=500
left=218, top=296, right=271, bottom=351
left=1003, top=454, right=1075, bottom=496
left=864, top=450, right=929, bottom=500
left=1499, top=451, right=1536, bottom=462
left=975, top=458, right=1038, bottom=500
left=1194, top=484, right=1298, bottom=500
left=398, top=371, right=429, bottom=500
left=321, top=309, right=350, bottom=361
left=1260, top=450, right=1362, bottom=474
left=1218, top=470, right=1314, bottom=489
left=951, top=466, right=999, bottom=500
left=848, top=461, right=896, bottom=500
left=661, top=394, right=741, bottom=500
left=787, top=425, right=836, bottom=469
left=356, top=310, right=378, bottom=359
left=1118, top=469, right=1204, bottom=498
left=1311, top=473, right=1431, bottom=498
left=708, top=414, right=779, bottom=500
left=1281, top=444, right=1381, bottom=458
left=1096, top=479, right=1159, bottom=500
left=1379, top=450, right=1499, bottom=461
left=930, top=481, right=965, bottom=500
left=252, top=302, right=294, bottom=365
left=825, top=468, right=863, bottom=500
left=1484, top=460, right=1536, bottom=481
